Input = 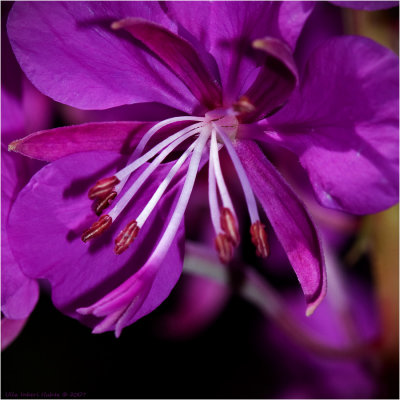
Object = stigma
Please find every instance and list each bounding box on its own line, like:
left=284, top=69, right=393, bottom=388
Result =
left=81, top=108, right=270, bottom=263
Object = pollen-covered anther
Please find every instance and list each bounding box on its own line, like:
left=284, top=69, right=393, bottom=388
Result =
left=114, top=220, right=140, bottom=255
left=220, top=207, right=240, bottom=246
left=81, top=215, right=112, bottom=243
left=88, top=176, right=120, bottom=200
left=215, top=233, right=235, bottom=264
left=250, top=221, right=269, bottom=258
left=94, top=191, right=117, bottom=216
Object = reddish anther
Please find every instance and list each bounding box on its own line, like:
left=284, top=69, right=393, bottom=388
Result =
left=250, top=221, right=269, bottom=258
left=114, top=220, right=140, bottom=255
left=94, top=191, right=117, bottom=216
left=215, top=233, right=234, bottom=264
left=88, top=176, right=120, bottom=200
left=220, top=207, right=240, bottom=246
left=81, top=215, right=112, bottom=243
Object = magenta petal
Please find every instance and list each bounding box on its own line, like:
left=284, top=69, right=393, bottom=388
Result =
left=8, top=151, right=185, bottom=332
left=113, top=18, right=222, bottom=110
left=235, top=139, right=326, bottom=315
left=7, top=2, right=200, bottom=113
left=1, top=228, right=39, bottom=320
left=2, top=150, right=39, bottom=320
left=242, top=37, right=298, bottom=122
left=293, top=2, right=344, bottom=74
left=83, top=235, right=185, bottom=337
left=1, top=88, right=25, bottom=139
left=263, top=36, right=399, bottom=214
left=164, top=2, right=313, bottom=102
left=9, top=121, right=154, bottom=162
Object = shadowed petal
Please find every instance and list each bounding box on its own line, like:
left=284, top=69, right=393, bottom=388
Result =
left=112, top=18, right=222, bottom=110
left=1, top=151, right=40, bottom=319
left=8, top=151, right=186, bottom=332
left=9, top=121, right=154, bottom=162
left=1, top=88, right=24, bottom=139
left=1, top=8, right=48, bottom=319
left=1, top=228, right=39, bottom=320
left=294, top=2, right=344, bottom=74
left=1, top=317, right=29, bottom=350
left=261, top=36, right=399, bottom=214
left=60, top=102, right=183, bottom=125
left=241, top=37, right=298, bottom=122
left=7, top=2, right=200, bottom=113
left=235, top=139, right=326, bottom=315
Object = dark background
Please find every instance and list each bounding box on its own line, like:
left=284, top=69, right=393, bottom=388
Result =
left=2, top=261, right=399, bottom=399
left=2, top=285, right=282, bottom=399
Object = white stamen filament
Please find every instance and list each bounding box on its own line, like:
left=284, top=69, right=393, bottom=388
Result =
left=208, top=141, right=221, bottom=234
left=136, top=140, right=198, bottom=227
left=210, top=128, right=236, bottom=215
left=115, top=122, right=205, bottom=187
left=213, top=123, right=260, bottom=223
left=145, top=127, right=210, bottom=262
left=109, top=127, right=202, bottom=221
left=133, top=116, right=205, bottom=158
left=114, top=176, right=129, bottom=196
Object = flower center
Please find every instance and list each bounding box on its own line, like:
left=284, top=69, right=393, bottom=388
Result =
left=81, top=107, right=269, bottom=263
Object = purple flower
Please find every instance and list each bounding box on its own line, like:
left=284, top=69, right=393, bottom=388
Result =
left=6, top=2, right=398, bottom=336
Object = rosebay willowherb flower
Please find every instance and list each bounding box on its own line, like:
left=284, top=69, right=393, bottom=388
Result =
left=5, top=2, right=398, bottom=336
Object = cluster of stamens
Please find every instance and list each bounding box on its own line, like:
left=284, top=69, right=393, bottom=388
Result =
left=80, top=109, right=269, bottom=263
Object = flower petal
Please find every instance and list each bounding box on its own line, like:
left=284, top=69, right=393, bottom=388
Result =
left=8, top=121, right=154, bottom=162
left=1, top=317, right=29, bottom=350
left=293, top=2, right=344, bottom=74
left=164, top=2, right=314, bottom=102
left=235, top=139, right=326, bottom=315
left=262, top=36, right=399, bottom=214
left=8, top=151, right=186, bottom=332
left=241, top=37, right=298, bottom=122
left=1, top=13, right=46, bottom=319
left=112, top=18, right=222, bottom=110
left=1, top=227, right=39, bottom=320
left=7, top=2, right=200, bottom=113
left=1, top=89, right=25, bottom=140
left=2, top=2, right=53, bottom=140
left=60, top=102, right=183, bottom=125
left=1, top=151, right=40, bottom=319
